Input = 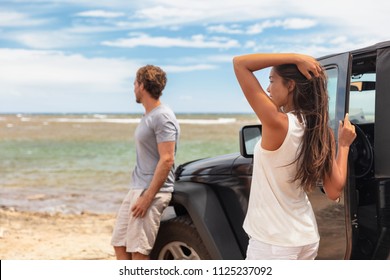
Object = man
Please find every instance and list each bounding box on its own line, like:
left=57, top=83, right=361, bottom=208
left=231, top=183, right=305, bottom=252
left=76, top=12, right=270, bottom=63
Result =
left=111, top=65, right=180, bottom=260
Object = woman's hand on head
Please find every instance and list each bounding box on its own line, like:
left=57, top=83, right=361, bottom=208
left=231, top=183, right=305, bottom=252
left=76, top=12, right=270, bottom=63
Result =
left=295, top=54, right=323, bottom=80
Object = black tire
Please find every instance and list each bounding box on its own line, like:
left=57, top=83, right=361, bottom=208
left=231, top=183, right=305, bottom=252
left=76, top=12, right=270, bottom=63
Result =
left=150, top=215, right=211, bottom=260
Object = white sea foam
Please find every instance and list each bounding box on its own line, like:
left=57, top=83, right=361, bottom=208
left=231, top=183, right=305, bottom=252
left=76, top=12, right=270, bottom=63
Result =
left=1, top=114, right=239, bottom=125
left=47, top=117, right=236, bottom=125
left=50, top=117, right=141, bottom=124
left=178, top=118, right=236, bottom=124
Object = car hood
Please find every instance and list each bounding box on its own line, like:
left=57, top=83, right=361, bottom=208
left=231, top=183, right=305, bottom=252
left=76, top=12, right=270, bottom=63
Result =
left=176, top=153, right=241, bottom=177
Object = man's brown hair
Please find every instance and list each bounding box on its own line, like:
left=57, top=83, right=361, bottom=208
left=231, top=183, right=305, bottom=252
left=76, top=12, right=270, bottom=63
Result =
left=136, top=65, right=167, bottom=100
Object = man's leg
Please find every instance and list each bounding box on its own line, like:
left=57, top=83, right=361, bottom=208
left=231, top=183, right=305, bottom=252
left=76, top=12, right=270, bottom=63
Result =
left=132, top=252, right=150, bottom=260
left=111, top=190, right=136, bottom=260
left=126, top=192, right=172, bottom=260
left=114, top=246, right=132, bottom=260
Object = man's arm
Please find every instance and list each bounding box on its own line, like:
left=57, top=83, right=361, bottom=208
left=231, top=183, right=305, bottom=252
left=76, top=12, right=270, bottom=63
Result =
left=131, top=141, right=175, bottom=218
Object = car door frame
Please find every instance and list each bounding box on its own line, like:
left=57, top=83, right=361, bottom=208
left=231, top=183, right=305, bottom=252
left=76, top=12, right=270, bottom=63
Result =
left=318, top=52, right=357, bottom=259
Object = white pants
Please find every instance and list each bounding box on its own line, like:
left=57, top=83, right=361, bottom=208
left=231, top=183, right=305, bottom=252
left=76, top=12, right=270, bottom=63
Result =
left=246, top=238, right=319, bottom=260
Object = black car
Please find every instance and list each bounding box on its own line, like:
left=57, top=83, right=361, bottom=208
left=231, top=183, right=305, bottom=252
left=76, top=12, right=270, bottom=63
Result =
left=151, top=41, right=390, bottom=260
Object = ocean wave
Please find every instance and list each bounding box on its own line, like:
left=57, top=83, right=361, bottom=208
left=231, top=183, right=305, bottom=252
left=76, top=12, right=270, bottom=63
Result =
left=46, top=117, right=237, bottom=125
left=2, top=114, right=241, bottom=125
left=49, top=117, right=142, bottom=124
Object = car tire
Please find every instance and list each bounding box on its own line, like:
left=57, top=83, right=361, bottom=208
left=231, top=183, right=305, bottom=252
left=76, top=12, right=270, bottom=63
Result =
left=151, top=215, right=211, bottom=260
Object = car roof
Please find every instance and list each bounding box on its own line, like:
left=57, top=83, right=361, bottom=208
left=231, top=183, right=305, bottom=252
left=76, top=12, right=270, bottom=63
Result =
left=318, top=40, right=390, bottom=60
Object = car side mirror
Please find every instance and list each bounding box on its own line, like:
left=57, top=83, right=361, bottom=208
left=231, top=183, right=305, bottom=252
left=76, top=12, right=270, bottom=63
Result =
left=239, top=125, right=262, bottom=158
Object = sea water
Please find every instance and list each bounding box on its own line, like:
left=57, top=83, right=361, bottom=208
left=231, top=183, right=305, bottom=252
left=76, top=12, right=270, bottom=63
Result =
left=0, top=113, right=257, bottom=214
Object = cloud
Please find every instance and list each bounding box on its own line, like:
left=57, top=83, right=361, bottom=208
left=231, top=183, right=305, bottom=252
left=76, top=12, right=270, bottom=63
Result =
left=135, top=5, right=204, bottom=21
left=177, top=54, right=233, bottom=65
left=0, top=10, right=49, bottom=27
left=102, top=33, right=240, bottom=49
left=64, top=25, right=118, bottom=34
left=1, top=0, right=389, bottom=114
left=0, top=48, right=138, bottom=96
left=0, top=48, right=220, bottom=97
left=207, top=24, right=244, bottom=34
left=243, top=33, right=383, bottom=58
left=163, top=64, right=217, bottom=72
left=295, top=1, right=390, bottom=38
left=4, top=1, right=387, bottom=54
left=207, top=18, right=317, bottom=35
left=0, top=47, right=225, bottom=112
left=110, top=1, right=388, bottom=45
left=9, top=31, right=89, bottom=49
left=282, top=18, right=317, bottom=29
left=113, top=1, right=291, bottom=29
left=75, top=10, right=125, bottom=18
left=132, top=1, right=284, bottom=23
left=247, top=18, right=317, bottom=34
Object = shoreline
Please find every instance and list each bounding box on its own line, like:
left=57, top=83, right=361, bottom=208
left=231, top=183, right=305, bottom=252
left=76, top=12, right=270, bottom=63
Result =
left=0, top=208, right=116, bottom=260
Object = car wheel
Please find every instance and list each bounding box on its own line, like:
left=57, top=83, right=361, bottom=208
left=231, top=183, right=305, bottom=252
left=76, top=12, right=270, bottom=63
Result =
left=151, top=215, right=211, bottom=260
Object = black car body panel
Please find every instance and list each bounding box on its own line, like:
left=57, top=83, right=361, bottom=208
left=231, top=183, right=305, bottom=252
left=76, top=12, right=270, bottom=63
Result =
left=177, top=153, right=240, bottom=177
left=176, top=153, right=252, bottom=257
left=170, top=181, right=243, bottom=259
left=375, top=46, right=390, bottom=177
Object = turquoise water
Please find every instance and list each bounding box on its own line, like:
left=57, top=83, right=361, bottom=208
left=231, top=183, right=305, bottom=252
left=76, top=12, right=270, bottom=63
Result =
left=0, top=114, right=257, bottom=214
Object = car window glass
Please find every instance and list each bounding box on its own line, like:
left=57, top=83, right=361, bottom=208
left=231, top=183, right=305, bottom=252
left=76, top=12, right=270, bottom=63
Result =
left=325, top=68, right=338, bottom=129
left=349, top=73, right=376, bottom=124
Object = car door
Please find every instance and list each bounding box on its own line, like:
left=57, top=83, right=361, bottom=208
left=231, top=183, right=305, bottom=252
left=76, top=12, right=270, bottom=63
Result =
left=348, top=44, right=390, bottom=259
left=311, top=52, right=355, bottom=259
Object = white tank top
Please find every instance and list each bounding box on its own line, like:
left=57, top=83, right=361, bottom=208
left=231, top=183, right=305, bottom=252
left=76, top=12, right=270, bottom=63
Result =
left=243, top=113, right=320, bottom=246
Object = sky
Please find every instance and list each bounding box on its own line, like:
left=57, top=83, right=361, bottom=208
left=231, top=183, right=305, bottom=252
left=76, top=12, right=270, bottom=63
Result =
left=0, top=0, right=389, bottom=114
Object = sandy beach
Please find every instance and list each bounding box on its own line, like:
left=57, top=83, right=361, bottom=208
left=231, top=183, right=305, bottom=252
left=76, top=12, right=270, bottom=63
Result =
left=0, top=195, right=344, bottom=260
left=0, top=208, right=116, bottom=260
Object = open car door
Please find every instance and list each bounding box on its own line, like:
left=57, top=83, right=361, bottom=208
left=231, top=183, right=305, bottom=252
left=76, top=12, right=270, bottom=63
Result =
left=312, top=52, right=355, bottom=259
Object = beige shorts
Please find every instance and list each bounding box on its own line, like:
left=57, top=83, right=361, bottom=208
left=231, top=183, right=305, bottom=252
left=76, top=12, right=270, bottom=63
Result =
left=111, top=189, right=172, bottom=255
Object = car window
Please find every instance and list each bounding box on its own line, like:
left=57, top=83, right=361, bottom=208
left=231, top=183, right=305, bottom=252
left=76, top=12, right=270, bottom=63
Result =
left=349, top=73, right=376, bottom=124
left=326, top=67, right=338, bottom=130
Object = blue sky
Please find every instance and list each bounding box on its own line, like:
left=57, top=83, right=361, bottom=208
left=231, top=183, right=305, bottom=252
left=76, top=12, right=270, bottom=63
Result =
left=0, top=0, right=389, bottom=114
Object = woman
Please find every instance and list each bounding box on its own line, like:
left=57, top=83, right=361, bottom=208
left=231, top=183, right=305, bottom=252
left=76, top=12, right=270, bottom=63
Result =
left=233, top=53, right=357, bottom=260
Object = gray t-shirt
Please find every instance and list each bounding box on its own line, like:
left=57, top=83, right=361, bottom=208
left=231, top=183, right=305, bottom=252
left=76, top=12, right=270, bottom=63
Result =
left=131, top=104, right=180, bottom=192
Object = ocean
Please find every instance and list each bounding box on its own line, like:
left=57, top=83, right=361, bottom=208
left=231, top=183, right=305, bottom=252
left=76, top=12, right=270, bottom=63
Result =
left=0, top=113, right=258, bottom=214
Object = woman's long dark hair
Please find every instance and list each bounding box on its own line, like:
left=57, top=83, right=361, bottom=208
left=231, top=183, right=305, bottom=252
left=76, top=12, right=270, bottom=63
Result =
left=274, top=64, right=334, bottom=192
